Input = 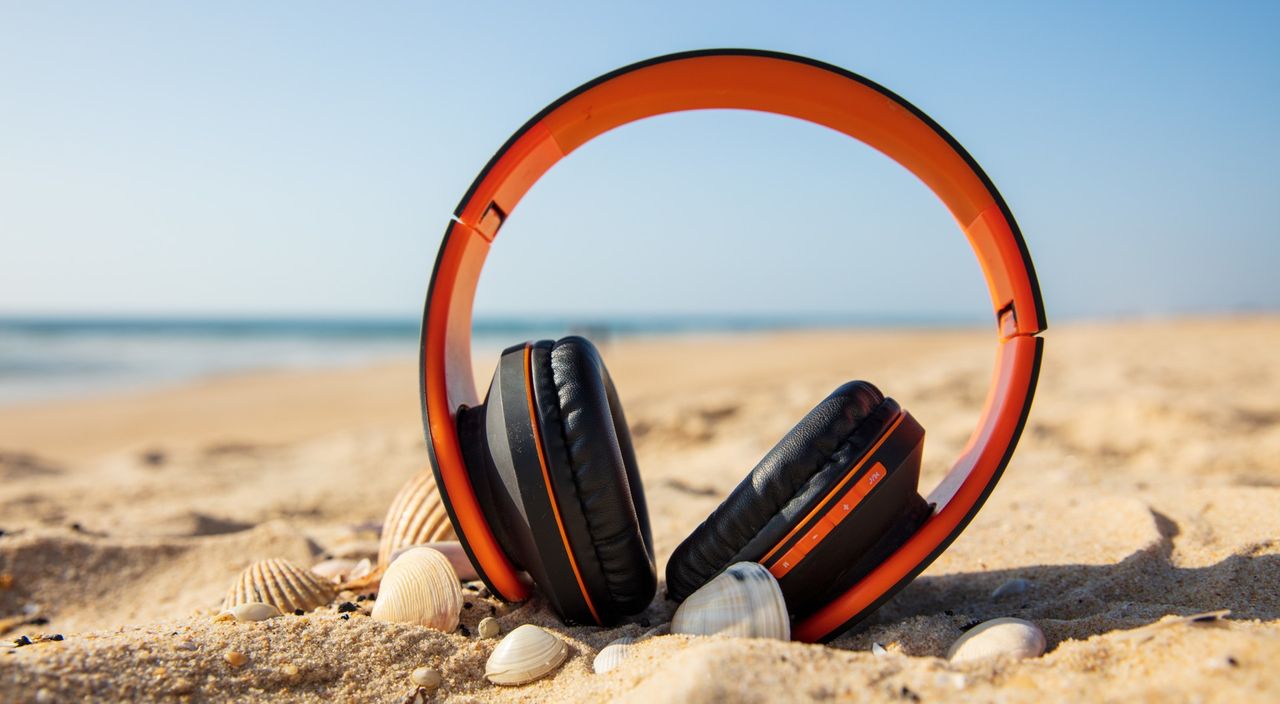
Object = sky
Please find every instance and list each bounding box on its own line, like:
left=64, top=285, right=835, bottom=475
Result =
left=1, top=1, right=1277, bottom=323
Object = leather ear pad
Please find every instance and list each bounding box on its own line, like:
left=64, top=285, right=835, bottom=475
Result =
left=529, top=337, right=656, bottom=621
left=665, top=381, right=900, bottom=602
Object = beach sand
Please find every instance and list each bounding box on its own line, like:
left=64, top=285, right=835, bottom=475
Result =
left=1, top=317, right=1277, bottom=702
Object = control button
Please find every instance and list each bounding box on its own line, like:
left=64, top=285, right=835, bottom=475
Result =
left=801, top=517, right=837, bottom=550
left=864, top=462, right=887, bottom=489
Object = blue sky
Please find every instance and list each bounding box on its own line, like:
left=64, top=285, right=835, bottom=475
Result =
left=1, top=2, right=1277, bottom=321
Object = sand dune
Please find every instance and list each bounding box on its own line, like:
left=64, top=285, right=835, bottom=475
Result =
left=1, top=318, right=1277, bottom=701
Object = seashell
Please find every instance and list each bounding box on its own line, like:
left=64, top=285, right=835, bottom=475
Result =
left=670, top=562, right=790, bottom=640
left=348, top=558, right=375, bottom=582
left=223, top=558, right=336, bottom=614
left=947, top=617, right=1046, bottom=663
left=230, top=602, right=281, bottom=622
left=477, top=616, right=500, bottom=638
left=485, top=624, right=569, bottom=686
left=379, top=471, right=457, bottom=567
left=311, top=558, right=359, bottom=583
left=990, top=578, right=1031, bottom=600
left=390, top=541, right=478, bottom=582
left=871, top=642, right=888, bottom=657
left=371, top=547, right=462, bottom=631
left=592, top=636, right=637, bottom=674
left=410, top=666, right=442, bottom=690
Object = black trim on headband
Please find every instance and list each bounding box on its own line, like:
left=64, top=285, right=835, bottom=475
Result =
left=448, top=48, right=1046, bottom=332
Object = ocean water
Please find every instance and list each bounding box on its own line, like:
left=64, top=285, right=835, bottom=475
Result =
left=0, top=314, right=974, bottom=406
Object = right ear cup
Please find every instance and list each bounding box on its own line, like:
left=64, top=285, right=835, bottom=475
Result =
left=665, top=381, right=931, bottom=618
left=457, top=336, right=656, bottom=625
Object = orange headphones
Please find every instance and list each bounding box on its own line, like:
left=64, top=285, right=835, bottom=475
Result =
left=419, top=50, right=1046, bottom=642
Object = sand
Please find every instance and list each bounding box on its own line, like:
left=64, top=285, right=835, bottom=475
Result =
left=1, top=317, right=1277, bottom=702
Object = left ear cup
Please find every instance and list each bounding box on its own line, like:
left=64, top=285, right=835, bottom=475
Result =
left=665, top=381, right=930, bottom=617
left=459, top=336, right=656, bottom=625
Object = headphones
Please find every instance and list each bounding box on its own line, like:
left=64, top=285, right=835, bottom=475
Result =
left=420, top=50, right=1045, bottom=642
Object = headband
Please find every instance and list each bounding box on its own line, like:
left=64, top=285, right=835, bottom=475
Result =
left=420, top=49, right=1045, bottom=642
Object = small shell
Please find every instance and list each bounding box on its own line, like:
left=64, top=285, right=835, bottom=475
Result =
left=230, top=602, right=281, bottom=622
left=347, top=558, right=375, bottom=582
left=410, top=666, right=442, bottom=690
left=371, top=547, right=462, bottom=631
left=990, top=578, right=1031, bottom=600
left=311, top=558, right=359, bottom=583
left=379, top=471, right=457, bottom=567
left=670, top=562, right=790, bottom=640
left=477, top=617, right=501, bottom=638
left=947, top=618, right=1046, bottom=663
left=223, top=558, right=336, bottom=614
left=485, top=624, right=569, bottom=686
left=592, top=636, right=636, bottom=674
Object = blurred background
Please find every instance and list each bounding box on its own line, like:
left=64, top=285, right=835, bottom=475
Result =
left=1, top=1, right=1277, bottom=405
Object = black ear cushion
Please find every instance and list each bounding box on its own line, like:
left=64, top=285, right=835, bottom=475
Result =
left=531, top=336, right=657, bottom=619
left=665, top=381, right=898, bottom=602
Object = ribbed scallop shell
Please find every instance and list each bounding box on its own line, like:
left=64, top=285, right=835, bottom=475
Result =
left=670, top=562, right=790, bottom=640
left=592, top=635, right=636, bottom=674
left=378, top=471, right=457, bottom=567
left=485, top=624, right=569, bottom=686
left=223, top=558, right=336, bottom=614
left=370, top=547, right=462, bottom=631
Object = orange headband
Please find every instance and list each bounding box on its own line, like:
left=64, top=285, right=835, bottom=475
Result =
left=420, top=50, right=1046, bottom=642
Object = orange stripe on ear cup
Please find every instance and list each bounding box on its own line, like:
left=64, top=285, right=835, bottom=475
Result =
left=759, top=413, right=906, bottom=568
left=523, top=345, right=603, bottom=625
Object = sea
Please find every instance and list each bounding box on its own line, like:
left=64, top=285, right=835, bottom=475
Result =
left=0, top=314, right=977, bottom=406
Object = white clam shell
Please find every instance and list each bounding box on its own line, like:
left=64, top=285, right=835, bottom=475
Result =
left=592, top=636, right=637, bottom=674
left=229, top=602, right=281, bottom=622
left=379, top=471, right=457, bottom=567
left=485, top=624, right=569, bottom=686
left=371, top=547, right=462, bottom=632
left=670, top=562, right=790, bottom=640
left=223, top=558, right=336, bottom=614
left=947, top=617, right=1046, bottom=663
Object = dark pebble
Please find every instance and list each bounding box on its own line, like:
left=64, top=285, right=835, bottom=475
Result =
left=457, top=625, right=470, bottom=636
left=463, top=603, right=472, bottom=610
left=1227, top=655, right=1239, bottom=667
left=340, top=614, right=350, bottom=621
left=70, top=523, right=83, bottom=532
left=355, top=595, right=367, bottom=602
left=0, top=529, right=6, bottom=537
left=15, top=636, right=32, bottom=647
left=50, top=635, right=64, bottom=641
left=465, top=584, right=479, bottom=592
left=900, top=685, right=921, bottom=702
left=294, top=609, right=305, bottom=616
left=959, top=619, right=982, bottom=631
left=337, top=602, right=359, bottom=613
